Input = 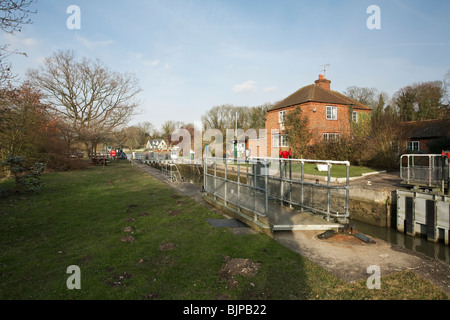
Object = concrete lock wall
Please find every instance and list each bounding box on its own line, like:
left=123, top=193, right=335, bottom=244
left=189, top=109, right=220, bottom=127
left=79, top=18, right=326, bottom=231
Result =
left=348, top=188, right=394, bottom=227
left=397, top=190, right=450, bottom=245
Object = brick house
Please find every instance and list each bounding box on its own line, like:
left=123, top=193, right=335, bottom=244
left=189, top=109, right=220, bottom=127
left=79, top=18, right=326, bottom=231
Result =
left=146, top=139, right=168, bottom=151
left=400, top=119, right=450, bottom=153
left=265, top=75, right=372, bottom=157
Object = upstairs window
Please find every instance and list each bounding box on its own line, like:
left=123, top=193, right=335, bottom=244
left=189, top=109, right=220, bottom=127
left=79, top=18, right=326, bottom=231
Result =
left=278, top=110, right=287, bottom=124
left=326, top=106, right=337, bottom=120
left=352, top=111, right=358, bottom=123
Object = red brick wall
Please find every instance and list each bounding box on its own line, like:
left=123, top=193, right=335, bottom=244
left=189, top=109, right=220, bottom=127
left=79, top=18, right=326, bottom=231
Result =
left=265, top=103, right=371, bottom=156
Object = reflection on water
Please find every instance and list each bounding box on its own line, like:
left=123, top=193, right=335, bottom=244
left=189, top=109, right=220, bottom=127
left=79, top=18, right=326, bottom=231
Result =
left=352, top=220, right=450, bottom=265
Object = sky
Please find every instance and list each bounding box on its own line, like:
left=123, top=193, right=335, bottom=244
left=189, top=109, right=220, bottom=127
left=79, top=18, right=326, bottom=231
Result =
left=3, top=0, right=450, bottom=131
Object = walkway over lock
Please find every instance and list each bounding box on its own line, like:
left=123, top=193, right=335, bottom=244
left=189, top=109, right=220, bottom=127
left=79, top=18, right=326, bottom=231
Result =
left=400, top=154, right=449, bottom=191
left=203, top=157, right=349, bottom=233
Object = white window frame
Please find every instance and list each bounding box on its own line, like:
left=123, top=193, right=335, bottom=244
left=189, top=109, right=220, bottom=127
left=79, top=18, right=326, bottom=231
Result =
left=323, top=133, right=340, bottom=142
left=326, top=106, right=337, bottom=120
left=406, top=141, right=420, bottom=152
left=278, top=110, right=286, bottom=124
left=273, top=134, right=289, bottom=148
left=352, top=111, right=358, bottom=123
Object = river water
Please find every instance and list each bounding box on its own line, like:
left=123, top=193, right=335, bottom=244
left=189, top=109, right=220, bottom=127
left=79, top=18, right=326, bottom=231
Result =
left=352, top=220, right=449, bottom=265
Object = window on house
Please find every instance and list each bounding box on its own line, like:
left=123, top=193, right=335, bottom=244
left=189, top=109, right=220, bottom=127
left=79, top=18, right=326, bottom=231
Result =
left=352, top=111, right=358, bottom=123
left=323, top=133, right=340, bottom=142
left=326, top=106, right=337, bottom=120
left=406, top=141, right=420, bottom=152
left=278, top=110, right=286, bottom=124
left=273, top=134, right=289, bottom=148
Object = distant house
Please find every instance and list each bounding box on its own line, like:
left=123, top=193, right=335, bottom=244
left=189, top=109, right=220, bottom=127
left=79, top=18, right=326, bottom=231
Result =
left=146, top=139, right=168, bottom=151
left=400, top=119, right=450, bottom=153
left=265, top=75, right=372, bottom=156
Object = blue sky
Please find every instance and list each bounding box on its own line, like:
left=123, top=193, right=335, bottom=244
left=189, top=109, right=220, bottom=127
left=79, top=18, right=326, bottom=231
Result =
left=4, top=0, right=450, bottom=130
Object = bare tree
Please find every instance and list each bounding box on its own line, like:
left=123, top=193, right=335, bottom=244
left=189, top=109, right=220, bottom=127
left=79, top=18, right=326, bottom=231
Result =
left=0, top=83, right=48, bottom=163
left=0, top=0, right=37, bottom=87
left=160, top=120, right=185, bottom=145
left=27, top=50, right=141, bottom=156
left=344, top=86, right=378, bottom=109
left=0, top=0, right=36, bottom=34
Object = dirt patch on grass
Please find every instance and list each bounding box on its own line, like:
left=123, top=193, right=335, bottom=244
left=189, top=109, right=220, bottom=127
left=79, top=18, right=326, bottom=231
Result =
left=168, top=210, right=181, bottom=216
left=158, top=243, right=177, bottom=251
left=109, top=272, right=132, bottom=287
left=120, top=235, right=136, bottom=243
left=219, top=258, right=260, bottom=289
left=143, top=293, right=159, bottom=300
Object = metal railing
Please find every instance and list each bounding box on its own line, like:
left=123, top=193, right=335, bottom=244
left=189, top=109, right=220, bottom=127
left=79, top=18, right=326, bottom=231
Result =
left=400, top=154, right=449, bottom=188
left=161, top=163, right=182, bottom=182
left=204, top=157, right=269, bottom=220
left=203, top=157, right=350, bottom=222
left=249, top=157, right=350, bottom=221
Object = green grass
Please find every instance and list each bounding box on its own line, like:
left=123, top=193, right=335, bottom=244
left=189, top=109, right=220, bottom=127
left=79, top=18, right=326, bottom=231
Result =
left=0, top=162, right=447, bottom=300
left=297, top=163, right=376, bottom=178
left=224, top=161, right=376, bottom=178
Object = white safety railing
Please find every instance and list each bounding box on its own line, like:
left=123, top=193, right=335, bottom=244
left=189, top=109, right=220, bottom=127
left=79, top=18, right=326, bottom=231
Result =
left=204, top=157, right=269, bottom=220
left=249, top=157, right=350, bottom=221
left=203, top=156, right=350, bottom=222
left=400, top=154, right=449, bottom=188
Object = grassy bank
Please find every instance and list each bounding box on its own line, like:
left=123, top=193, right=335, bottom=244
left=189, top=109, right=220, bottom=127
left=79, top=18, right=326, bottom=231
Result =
left=219, top=161, right=375, bottom=178
left=0, top=161, right=447, bottom=300
left=292, top=162, right=375, bottom=178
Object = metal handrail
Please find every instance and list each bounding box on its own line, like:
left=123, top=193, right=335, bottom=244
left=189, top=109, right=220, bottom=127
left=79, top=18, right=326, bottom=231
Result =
left=400, top=154, right=448, bottom=188
left=203, top=156, right=350, bottom=222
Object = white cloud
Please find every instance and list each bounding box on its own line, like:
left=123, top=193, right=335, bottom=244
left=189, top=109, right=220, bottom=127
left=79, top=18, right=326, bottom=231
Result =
left=2, top=33, right=39, bottom=49
left=263, top=86, right=278, bottom=93
left=232, top=80, right=257, bottom=94
left=76, top=35, right=114, bottom=49
left=144, top=59, right=160, bottom=67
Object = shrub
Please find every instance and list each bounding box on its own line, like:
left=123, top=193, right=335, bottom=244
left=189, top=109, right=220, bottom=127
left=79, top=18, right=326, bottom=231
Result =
left=1, top=155, right=45, bottom=194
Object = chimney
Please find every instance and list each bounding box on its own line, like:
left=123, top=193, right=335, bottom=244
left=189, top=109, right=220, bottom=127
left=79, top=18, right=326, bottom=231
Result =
left=315, top=74, right=331, bottom=91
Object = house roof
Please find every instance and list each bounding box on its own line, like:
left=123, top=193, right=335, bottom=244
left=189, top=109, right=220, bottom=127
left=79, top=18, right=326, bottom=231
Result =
left=269, top=84, right=371, bottom=112
left=400, top=119, right=450, bottom=139
left=148, top=139, right=165, bottom=144
left=147, top=139, right=167, bottom=148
